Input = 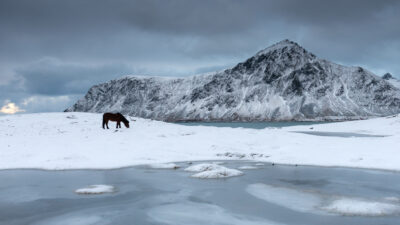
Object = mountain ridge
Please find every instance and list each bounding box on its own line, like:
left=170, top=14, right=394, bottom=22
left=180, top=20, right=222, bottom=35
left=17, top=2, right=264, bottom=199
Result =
left=65, top=40, right=400, bottom=121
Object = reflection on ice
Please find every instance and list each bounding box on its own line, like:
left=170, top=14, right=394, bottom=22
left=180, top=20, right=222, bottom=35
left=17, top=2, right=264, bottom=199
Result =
left=148, top=202, right=283, bottom=225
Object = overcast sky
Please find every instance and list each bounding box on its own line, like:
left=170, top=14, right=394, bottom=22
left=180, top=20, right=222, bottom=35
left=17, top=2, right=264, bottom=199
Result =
left=1, top=0, right=399, bottom=114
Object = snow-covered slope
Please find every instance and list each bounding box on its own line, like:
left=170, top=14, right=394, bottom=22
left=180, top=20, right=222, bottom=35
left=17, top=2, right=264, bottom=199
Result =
left=1, top=112, right=400, bottom=171
left=66, top=40, right=400, bottom=121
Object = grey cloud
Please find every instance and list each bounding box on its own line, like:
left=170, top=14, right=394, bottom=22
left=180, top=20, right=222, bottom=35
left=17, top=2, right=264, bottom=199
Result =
left=16, top=59, right=134, bottom=95
left=0, top=0, right=399, bottom=113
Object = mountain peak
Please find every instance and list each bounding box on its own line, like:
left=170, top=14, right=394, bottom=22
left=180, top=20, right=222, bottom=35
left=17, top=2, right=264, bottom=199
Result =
left=231, top=39, right=316, bottom=75
left=275, top=39, right=298, bottom=46
left=383, top=73, right=393, bottom=80
left=255, top=39, right=306, bottom=56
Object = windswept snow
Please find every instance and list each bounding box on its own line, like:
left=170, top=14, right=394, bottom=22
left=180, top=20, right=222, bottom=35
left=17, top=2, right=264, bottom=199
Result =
left=75, top=185, right=115, bottom=194
left=0, top=112, right=400, bottom=171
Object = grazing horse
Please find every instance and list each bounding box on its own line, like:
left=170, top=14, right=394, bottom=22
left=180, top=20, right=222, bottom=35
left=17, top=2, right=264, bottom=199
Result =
left=102, top=113, right=130, bottom=129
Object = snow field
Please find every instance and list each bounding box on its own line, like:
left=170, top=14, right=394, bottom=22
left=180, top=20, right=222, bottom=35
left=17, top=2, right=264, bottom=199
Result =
left=0, top=112, right=400, bottom=171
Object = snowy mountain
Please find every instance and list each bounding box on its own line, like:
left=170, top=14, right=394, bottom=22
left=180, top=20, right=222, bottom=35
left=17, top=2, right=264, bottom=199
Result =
left=382, top=73, right=400, bottom=89
left=66, top=40, right=400, bottom=121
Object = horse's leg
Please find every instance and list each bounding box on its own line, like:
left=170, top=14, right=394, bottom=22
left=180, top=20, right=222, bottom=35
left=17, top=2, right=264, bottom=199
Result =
left=117, top=121, right=120, bottom=129
left=102, top=118, right=106, bottom=129
left=106, top=120, right=109, bottom=129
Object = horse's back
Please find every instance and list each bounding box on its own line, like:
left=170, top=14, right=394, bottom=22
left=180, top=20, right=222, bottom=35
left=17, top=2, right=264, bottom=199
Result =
left=103, top=112, right=115, bottom=119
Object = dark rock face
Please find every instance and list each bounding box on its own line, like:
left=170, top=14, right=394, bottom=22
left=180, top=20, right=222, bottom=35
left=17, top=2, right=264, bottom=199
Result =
left=65, top=40, right=400, bottom=121
left=382, top=73, right=393, bottom=80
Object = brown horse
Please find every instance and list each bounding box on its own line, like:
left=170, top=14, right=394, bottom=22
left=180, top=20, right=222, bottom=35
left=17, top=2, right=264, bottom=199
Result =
left=102, top=113, right=130, bottom=129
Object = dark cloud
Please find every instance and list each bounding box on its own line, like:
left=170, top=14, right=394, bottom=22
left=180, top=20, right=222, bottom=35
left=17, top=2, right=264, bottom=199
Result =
left=0, top=0, right=399, bottom=113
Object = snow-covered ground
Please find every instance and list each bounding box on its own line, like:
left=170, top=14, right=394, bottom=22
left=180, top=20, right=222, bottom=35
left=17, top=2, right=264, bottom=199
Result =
left=0, top=112, right=399, bottom=171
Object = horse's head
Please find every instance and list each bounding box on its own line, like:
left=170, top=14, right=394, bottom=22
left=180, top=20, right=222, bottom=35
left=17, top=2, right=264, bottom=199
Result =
left=123, top=120, right=130, bottom=128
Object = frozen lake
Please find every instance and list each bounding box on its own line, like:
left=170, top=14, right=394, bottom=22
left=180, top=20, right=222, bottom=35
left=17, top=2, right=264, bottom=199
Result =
left=1, top=161, right=400, bottom=225
left=292, top=131, right=388, bottom=138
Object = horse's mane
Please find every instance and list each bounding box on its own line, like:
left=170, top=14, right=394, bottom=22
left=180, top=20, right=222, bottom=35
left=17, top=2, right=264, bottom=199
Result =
left=118, top=113, right=129, bottom=123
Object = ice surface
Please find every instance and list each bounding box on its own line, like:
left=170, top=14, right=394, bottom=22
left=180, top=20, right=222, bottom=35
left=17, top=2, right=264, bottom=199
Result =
left=33, top=215, right=105, bottom=225
left=321, top=198, right=400, bottom=216
left=246, top=183, right=323, bottom=214
left=75, top=185, right=115, bottom=194
left=247, top=183, right=400, bottom=216
left=33, top=215, right=104, bottom=225
left=148, top=202, right=283, bottom=225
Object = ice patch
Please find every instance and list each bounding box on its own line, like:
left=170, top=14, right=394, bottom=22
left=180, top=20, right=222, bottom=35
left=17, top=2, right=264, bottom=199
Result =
left=238, top=166, right=259, bottom=170
left=246, top=183, right=323, bottom=214
left=255, top=163, right=265, bottom=166
left=75, top=185, right=115, bottom=194
left=247, top=183, right=400, bottom=216
left=321, top=198, right=400, bottom=216
left=191, top=167, right=243, bottom=179
left=148, top=202, right=282, bottom=225
left=33, top=215, right=104, bottom=225
left=148, top=163, right=180, bottom=169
